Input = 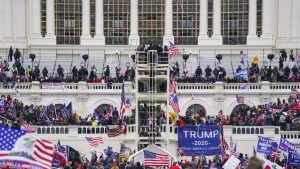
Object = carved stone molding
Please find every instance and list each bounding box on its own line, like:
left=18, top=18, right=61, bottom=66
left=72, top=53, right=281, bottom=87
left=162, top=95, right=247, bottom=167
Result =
left=77, top=95, right=88, bottom=102
left=214, top=95, right=225, bottom=102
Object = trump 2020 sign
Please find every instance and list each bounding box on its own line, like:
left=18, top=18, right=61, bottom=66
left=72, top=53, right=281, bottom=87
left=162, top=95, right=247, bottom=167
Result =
left=178, top=126, right=222, bottom=156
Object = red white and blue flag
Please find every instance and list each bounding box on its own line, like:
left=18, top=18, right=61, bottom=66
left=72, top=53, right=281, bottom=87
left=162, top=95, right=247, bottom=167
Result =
left=143, top=150, right=169, bottom=166
left=120, top=81, right=125, bottom=120
left=0, top=126, right=54, bottom=169
left=125, top=99, right=131, bottom=108
left=169, top=80, right=180, bottom=113
left=168, top=41, right=181, bottom=59
left=85, top=137, right=104, bottom=147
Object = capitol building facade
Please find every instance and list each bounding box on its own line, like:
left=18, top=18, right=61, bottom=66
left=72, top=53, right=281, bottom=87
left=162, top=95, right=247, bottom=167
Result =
left=0, top=0, right=299, bottom=159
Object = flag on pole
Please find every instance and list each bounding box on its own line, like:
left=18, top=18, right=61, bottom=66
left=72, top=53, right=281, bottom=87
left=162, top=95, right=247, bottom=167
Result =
left=85, top=137, right=104, bottom=147
left=236, top=95, right=245, bottom=104
left=253, top=54, right=259, bottom=65
left=169, top=93, right=180, bottom=113
left=104, top=105, right=113, bottom=120
left=125, top=99, right=131, bottom=108
left=240, top=51, right=245, bottom=65
left=230, top=143, right=239, bottom=157
left=120, top=81, right=125, bottom=120
left=168, top=41, right=181, bottom=59
left=143, top=150, right=170, bottom=166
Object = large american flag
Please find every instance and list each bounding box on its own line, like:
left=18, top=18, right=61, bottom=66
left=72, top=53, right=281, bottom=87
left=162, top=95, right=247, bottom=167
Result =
left=107, top=125, right=123, bottom=137
left=85, top=137, right=104, bottom=147
left=168, top=41, right=181, bottom=59
left=291, top=88, right=299, bottom=99
left=0, top=126, right=54, bottom=169
left=120, top=81, right=125, bottom=120
left=236, top=95, right=245, bottom=104
left=271, top=149, right=281, bottom=160
left=143, top=150, right=170, bottom=166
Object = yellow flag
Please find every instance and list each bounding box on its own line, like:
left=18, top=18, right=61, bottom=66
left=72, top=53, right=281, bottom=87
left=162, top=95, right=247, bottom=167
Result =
left=253, top=54, right=259, bottom=65
left=169, top=112, right=178, bottom=125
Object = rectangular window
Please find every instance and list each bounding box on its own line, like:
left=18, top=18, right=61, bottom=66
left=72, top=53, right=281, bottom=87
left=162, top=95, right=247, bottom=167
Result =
left=257, top=0, right=262, bottom=37
left=104, top=0, right=130, bottom=45
left=41, top=0, right=47, bottom=37
left=55, top=0, right=82, bottom=45
left=139, top=0, right=165, bottom=45
left=173, top=0, right=199, bottom=45
left=221, top=0, right=249, bottom=45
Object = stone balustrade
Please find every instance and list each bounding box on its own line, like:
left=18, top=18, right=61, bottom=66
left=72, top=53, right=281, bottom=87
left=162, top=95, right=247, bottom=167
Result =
left=1, top=81, right=299, bottom=94
left=280, top=131, right=300, bottom=140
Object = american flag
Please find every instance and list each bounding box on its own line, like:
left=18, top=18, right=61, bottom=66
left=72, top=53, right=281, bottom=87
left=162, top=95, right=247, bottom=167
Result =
left=107, top=125, right=123, bottom=137
left=21, top=122, right=36, bottom=133
left=168, top=41, right=181, bottom=59
left=236, top=95, right=245, bottom=104
left=13, top=84, right=20, bottom=97
left=0, top=126, right=54, bottom=169
left=125, top=99, right=131, bottom=108
left=85, top=137, right=104, bottom=147
left=120, top=81, right=125, bottom=120
left=230, top=142, right=239, bottom=157
left=143, top=150, right=170, bottom=166
left=290, top=88, right=299, bottom=99
left=169, top=93, right=180, bottom=113
left=57, top=145, right=67, bottom=158
left=271, top=149, right=281, bottom=160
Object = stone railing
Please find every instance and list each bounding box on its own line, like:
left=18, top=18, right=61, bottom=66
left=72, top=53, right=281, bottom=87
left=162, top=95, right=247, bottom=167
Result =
left=280, top=131, right=300, bottom=140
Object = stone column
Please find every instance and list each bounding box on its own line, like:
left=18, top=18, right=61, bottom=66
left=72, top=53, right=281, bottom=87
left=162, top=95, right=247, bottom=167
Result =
left=198, top=0, right=209, bottom=45
left=163, top=0, right=174, bottom=45
left=1, top=0, right=13, bottom=46
left=128, top=0, right=140, bottom=45
left=45, top=0, right=56, bottom=45
left=29, top=0, right=43, bottom=45
left=212, top=0, right=223, bottom=45
left=93, top=0, right=105, bottom=45
left=81, top=0, right=93, bottom=45
left=247, top=0, right=259, bottom=45
left=262, top=0, right=271, bottom=37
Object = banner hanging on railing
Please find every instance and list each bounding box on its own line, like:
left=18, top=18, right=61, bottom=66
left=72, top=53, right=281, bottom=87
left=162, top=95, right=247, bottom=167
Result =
left=42, top=83, right=68, bottom=90
left=178, top=125, right=222, bottom=156
left=257, top=136, right=278, bottom=155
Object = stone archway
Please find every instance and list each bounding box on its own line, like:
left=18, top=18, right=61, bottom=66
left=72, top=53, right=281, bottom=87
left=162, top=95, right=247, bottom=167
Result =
left=95, top=104, right=111, bottom=116
left=186, top=104, right=207, bottom=118
left=231, top=104, right=251, bottom=116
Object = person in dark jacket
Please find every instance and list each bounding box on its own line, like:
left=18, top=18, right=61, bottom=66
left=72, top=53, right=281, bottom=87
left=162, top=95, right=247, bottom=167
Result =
left=8, top=47, right=13, bottom=62
left=42, top=67, right=48, bottom=78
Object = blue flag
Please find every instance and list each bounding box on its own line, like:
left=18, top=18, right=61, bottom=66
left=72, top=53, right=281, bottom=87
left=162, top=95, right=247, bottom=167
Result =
left=257, top=136, right=278, bottom=155
left=278, top=137, right=297, bottom=152
left=288, top=150, right=300, bottom=167
left=178, top=126, right=222, bottom=156
left=236, top=69, right=248, bottom=81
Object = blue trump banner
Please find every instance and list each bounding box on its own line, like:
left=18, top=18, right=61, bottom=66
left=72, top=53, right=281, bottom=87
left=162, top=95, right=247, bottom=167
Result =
left=257, top=136, right=278, bottom=155
left=288, top=150, right=300, bottom=167
left=278, top=137, right=297, bottom=152
left=178, top=125, right=222, bottom=156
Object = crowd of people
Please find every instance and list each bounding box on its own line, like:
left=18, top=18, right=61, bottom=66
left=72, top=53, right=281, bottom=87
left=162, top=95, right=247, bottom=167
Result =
left=2, top=47, right=300, bottom=85
left=0, top=94, right=135, bottom=128
left=0, top=47, right=136, bottom=86
left=176, top=96, right=300, bottom=131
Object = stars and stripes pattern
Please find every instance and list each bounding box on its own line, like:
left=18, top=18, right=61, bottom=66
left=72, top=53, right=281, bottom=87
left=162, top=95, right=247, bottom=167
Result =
left=85, top=137, right=104, bottom=147
left=236, top=95, right=245, bottom=104
left=107, top=125, right=123, bottom=137
left=290, top=88, right=299, bottom=99
left=104, top=105, right=113, bottom=120
left=143, top=150, right=170, bottom=166
left=271, top=150, right=281, bottom=160
left=120, top=81, right=125, bottom=120
left=169, top=80, right=180, bottom=113
left=168, top=41, right=181, bottom=59
left=0, top=126, right=54, bottom=169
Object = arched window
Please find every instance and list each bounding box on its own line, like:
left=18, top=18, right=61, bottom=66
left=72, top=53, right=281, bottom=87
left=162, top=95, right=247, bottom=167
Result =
left=186, top=104, right=207, bottom=118
left=231, top=104, right=250, bottom=116
left=95, top=104, right=112, bottom=116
